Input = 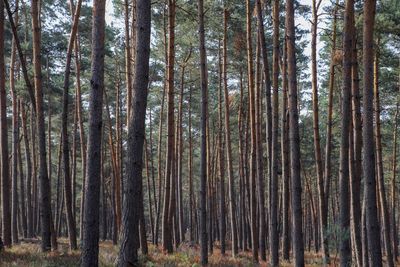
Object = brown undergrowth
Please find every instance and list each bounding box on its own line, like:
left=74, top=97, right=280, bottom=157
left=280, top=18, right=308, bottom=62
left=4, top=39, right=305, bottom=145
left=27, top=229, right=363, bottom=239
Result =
left=0, top=239, right=356, bottom=266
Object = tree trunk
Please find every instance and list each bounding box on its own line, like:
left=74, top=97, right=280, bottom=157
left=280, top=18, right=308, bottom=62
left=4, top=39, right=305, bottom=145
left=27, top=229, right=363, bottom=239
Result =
left=0, top=0, right=11, bottom=246
left=10, top=0, right=20, bottom=245
left=61, top=0, right=82, bottom=251
left=162, top=0, right=176, bottom=253
left=391, top=89, right=399, bottom=262
left=221, top=9, right=238, bottom=257
left=286, top=0, right=304, bottom=265
left=281, top=31, right=291, bottom=261
left=32, top=0, right=53, bottom=251
left=81, top=0, right=106, bottom=265
left=339, top=0, right=354, bottom=265
left=270, top=0, right=280, bottom=264
left=351, top=33, right=363, bottom=267
left=362, top=0, right=382, bottom=265
left=374, top=44, right=394, bottom=267
left=21, top=102, right=34, bottom=238
left=246, top=0, right=258, bottom=262
left=198, top=0, right=208, bottom=264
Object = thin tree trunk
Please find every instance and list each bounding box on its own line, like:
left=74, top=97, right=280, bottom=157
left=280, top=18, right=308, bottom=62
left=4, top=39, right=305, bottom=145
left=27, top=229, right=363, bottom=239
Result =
left=198, top=0, right=208, bottom=264
left=61, top=0, right=82, bottom=251
left=222, top=9, right=238, bottom=257
left=10, top=0, right=20, bottom=244
left=280, top=30, right=291, bottom=261
left=21, top=102, right=33, bottom=238
left=269, top=0, right=280, bottom=264
left=351, top=33, right=363, bottom=267
left=246, top=0, right=258, bottom=261
left=391, top=83, right=399, bottom=262
left=0, top=0, right=11, bottom=246
left=374, top=44, right=394, bottom=267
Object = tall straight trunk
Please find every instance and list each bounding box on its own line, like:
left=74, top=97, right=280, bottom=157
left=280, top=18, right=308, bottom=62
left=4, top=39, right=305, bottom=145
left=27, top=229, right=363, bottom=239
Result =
left=286, top=0, right=304, bottom=265
left=81, top=0, right=106, bottom=265
left=270, top=0, right=280, bottom=264
left=311, top=0, right=328, bottom=263
left=188, top=85, right=194, bottom=243
left=198, top=0, right=208, bottom=264
left=362, top=0, right=382, bottom=266
left=281, top=32, right=291, bottom=261
left=218, top=40, right=226, bottom=255
left=374, top=46, right=394, bottom=267
left=21, top=102, right=33, bottom=238
left=18, top=122, right=28, bottom=238
left=10, top=0, right=20, bottom=244
left=31, top=108, right=38, bottom=236
left=222, top=10, right=238, bottom=257
left=0, top=0, right=11, bottom=246
left=351, top=34, right=362, bottom=267
left=32, top=0, right=53, bottom=251
left=339, top=0, right=354, bottom=265
left=162, top=0, right=176, bottom=253
left=246, top=0, right=258, bottom=261
left=324, top=0, right=338, bottom=211
left=177, top=55, right=189, bottom=243
left=391, top=91, right=399, bottom=262
left=237, top=71, right=247, bottom=251
left=73, top=34, right=87, bottom=241
left=61, top=0, right=82, bottom=251
left=117, top=0, right=151, bottom=257
left=145, top=138, right=155, bottom=242
left=124, top=0, right=133, bottom=125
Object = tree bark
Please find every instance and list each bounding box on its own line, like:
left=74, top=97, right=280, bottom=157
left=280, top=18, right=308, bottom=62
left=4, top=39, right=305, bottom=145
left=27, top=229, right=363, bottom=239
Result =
left=81, top=0, right=106, bottom=265
left=340, top=0, right=354, bottom=265
left=286, top=0, right=304, bottom=265
left=198, top=0, right=208, bottom=264
left=61, top=0, right=82, bottom=250
left=32, top=0, right=53, bottom=251
left=362, top=0, right=382, bottom=265
left=373, top=44, right=394, bottom=267
left=162, top=0, right=176, bottom=253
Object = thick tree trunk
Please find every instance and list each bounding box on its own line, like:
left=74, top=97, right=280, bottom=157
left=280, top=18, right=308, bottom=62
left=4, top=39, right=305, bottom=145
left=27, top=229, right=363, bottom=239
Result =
left=362, top=0, right=382, bottom=266
left=32, top=0, right=53, bottom=251
left=286, top=0, right=304, bottom=265
left=162, top=0, right=176, bottom=253
left=339, top=0, right=354, bottom=265
left=81, top=0, right=106, bottom=265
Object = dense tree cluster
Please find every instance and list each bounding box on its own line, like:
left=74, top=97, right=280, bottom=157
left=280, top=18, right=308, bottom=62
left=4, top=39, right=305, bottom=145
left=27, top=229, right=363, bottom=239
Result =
left=0, top=0, right=399, bottom=266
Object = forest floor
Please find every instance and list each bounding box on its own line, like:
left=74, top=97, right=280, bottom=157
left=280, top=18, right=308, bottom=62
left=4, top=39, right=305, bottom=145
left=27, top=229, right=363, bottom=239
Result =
left=0, top=238, right=342, bottom=266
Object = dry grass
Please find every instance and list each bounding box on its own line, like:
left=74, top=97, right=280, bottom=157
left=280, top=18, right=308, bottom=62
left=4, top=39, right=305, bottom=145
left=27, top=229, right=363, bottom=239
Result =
left=0, top=239, right=365, bottom=266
